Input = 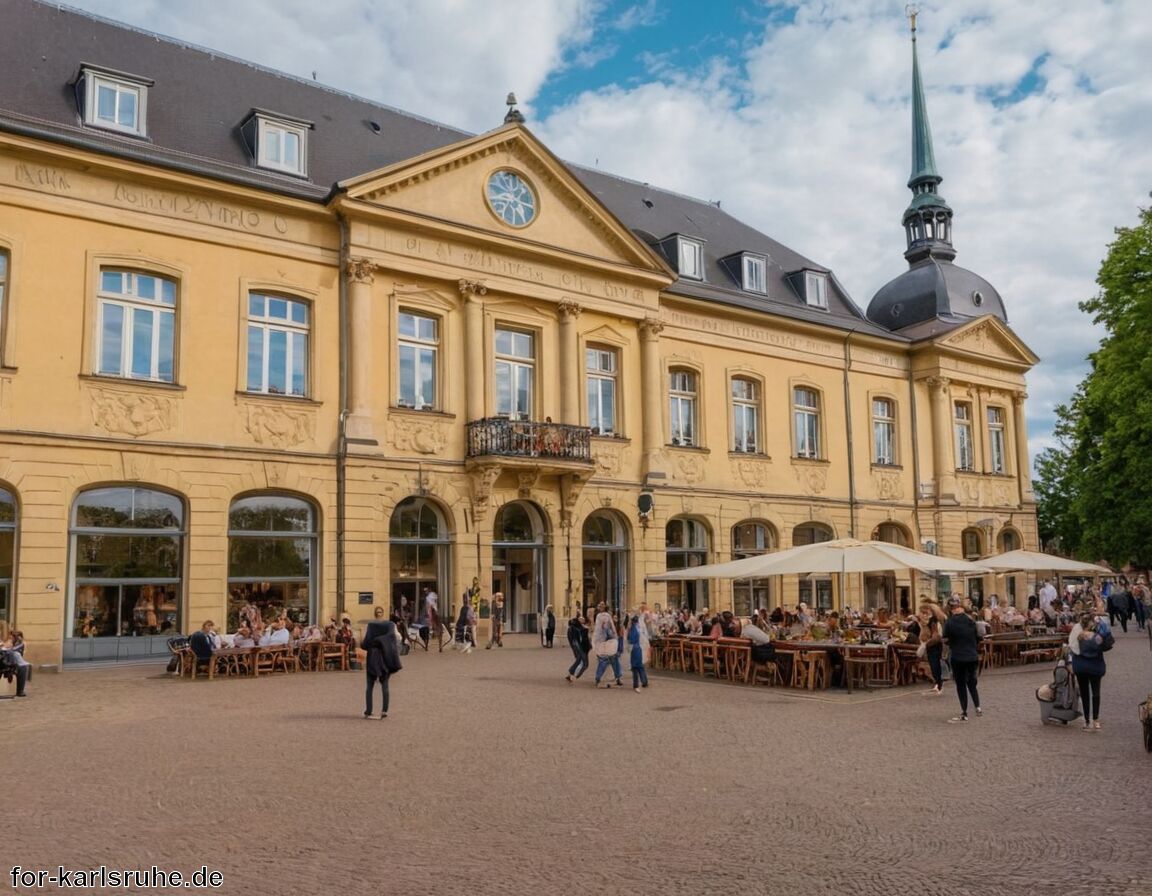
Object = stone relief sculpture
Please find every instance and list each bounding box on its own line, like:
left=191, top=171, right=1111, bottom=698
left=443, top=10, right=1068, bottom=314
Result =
left=244, top=405, right=314, bottom=448
left=736, top=458, right=770, bottom=488
left=390, top=415, right=448, bottom=455
left=873, top=470, right=904, bottom=501
left=793, top=464, right=828, bottom=495
left=90, top=388, right=175, bottom=437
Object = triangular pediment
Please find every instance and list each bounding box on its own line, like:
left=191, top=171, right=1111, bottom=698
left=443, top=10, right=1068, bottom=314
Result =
left=335, top=124, right=671, bottom=277
left=934, top=316, right=1039, bottom=369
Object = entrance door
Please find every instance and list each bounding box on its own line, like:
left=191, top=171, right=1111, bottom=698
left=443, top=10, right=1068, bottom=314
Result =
left=492, top=502, right=548, bottom=633
left=582, top=511, right=629, bottom=614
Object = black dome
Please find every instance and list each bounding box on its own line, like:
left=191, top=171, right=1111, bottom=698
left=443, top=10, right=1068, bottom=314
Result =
left=866, top=257, right=1006, bottom=330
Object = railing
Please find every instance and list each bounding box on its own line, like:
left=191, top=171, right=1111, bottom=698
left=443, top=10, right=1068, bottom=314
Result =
left=467, top=417, right=592, bottom=462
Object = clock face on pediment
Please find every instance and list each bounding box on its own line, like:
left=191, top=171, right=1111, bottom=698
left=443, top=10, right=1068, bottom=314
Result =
left=485, top=169, right=537, bottom=228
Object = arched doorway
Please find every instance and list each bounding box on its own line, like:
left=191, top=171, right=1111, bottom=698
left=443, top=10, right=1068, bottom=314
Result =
left=0, top=486, right=17, bottom=641
left=665, top=517, right=710, bottom=613
left=961, top=526, right=985, bottom=606
left=66, top=485, right=185, bottom=663
left=866, top=522, right=912, bottom=615
left=581, top=511, right=629, bottom=614
left=389, top=496, right=451, bottom=621
left=997, top=528, right=1022, bottom=605
left=731, top=520, right=776, bottom=614
left=492, top=501, right=549, bottom=633
left=793, top=522, right=834, bottom=613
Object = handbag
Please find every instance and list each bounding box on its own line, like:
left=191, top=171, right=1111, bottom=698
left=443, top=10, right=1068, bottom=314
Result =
left=594, top=641, right=618, bottom=658
left=916, top=641, right=927, bottom=659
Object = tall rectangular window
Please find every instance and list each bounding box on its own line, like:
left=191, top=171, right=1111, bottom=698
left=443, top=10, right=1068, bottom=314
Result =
left=954, top=402, right=974, bottom=471
left=0, top=250, right=8, bottom=362
left=872, top=397, right=896, bottom=464
left=82, top=68, right=150, bottom=136
left=494, top=328, right=534, bottom=420
left=586, top=347, right=617, bottom=436
left=247, top=293, right=309, bottom=396
left=678, top=238, right=704, bottom=280
left=987, top=406, right=1006, bottom=474
left=731, top=377, right=760, bottom=453
left=97, top=270, right=176, bottom=382
left=805, top=272, right=828, bottom=308
left=257, top=119, right=308, bottom=176
left=742, top=254, right=767, bottom=293
left=793, top=387, right=821, bottom=458
left=669, top=369, right=697, bottom=447
left=397, top=311, right=438, bottom=409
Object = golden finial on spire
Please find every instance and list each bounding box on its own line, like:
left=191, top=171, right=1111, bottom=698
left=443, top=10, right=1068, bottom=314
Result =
left=906, top=3, right=919, bottom=39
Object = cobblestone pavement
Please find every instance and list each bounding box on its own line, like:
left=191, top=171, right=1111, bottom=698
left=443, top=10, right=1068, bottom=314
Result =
left=5, top=629, right=1151, bottom=896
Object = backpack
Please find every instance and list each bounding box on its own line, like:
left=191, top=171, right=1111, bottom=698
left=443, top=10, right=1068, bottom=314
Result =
left=1100, top=630, right=1115, bottom=652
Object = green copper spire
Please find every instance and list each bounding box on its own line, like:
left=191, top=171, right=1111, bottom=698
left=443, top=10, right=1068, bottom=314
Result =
left=901, top=6, right=954, bottom=263
left=908, top=7, right=939, bottom=189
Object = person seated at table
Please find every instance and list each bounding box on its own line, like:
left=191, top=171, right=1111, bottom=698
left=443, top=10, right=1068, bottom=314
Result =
left=685, top=614, right=704, bottom=636
left=974, top=615, right=991, bottom=639
left=232, top=625, right=256, bottom=648
left=796, top=603, right=813, bottom=627
left=259, top=619, right=290, bottom=647
left=876, top=607, right=890, bottom=627
left=335, top=617, right=358, bottom=652
left=1003, top=605, right=1026, bottom=628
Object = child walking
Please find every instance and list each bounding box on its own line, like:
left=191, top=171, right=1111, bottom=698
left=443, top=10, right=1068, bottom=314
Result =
left=627, top=615, right=649, bottom=692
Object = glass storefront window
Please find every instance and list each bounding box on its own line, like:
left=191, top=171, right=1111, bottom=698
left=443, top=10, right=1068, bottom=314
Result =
left=0, top=487, right=16, bottom=636
left=227, top=494, right=316, bottom=631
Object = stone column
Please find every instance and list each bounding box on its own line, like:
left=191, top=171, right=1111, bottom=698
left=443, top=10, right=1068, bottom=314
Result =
left=1012, top=391, right=1034, bottom=503
left=345, top=257, right=376, bottom=440
left=639, top=318, right=665, bottom=480
left=459, top=279, right=488, bottom=423
left=558, top=301, right=582, bottom=424
left=926, top=376, right=956, bottom=501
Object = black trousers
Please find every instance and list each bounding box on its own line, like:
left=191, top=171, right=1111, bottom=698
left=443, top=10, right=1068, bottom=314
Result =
left=1075, top=671, right=1102, bottom=721
left=951, top=659, right=980, bottom=714
left=365, top=672, right=390, bottom=715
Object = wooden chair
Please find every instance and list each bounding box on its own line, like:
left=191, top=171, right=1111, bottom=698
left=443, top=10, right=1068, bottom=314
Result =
left=693, top=640, right=719, bottom=677
left=749, top=656, right=782, bottom=687
left=252, top=648, right=278, bottom=676
left=843, top=648, right=888, bottom=693
left=273, top=647, right=301, bottom=673
left=320, top=641, right=348, bottom=671
left=792, top=650, right=830, bottom=690
left=676, top=639, right=697, bottom=675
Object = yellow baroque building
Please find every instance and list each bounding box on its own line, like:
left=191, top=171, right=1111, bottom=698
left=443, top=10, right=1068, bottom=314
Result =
left=0, top=2, right=1038, bottom=665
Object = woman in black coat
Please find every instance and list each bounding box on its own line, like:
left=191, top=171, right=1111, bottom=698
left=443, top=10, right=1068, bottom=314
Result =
left=362, top=620, right=400, bottom=719
left=544, top=605, right=556, bottom=648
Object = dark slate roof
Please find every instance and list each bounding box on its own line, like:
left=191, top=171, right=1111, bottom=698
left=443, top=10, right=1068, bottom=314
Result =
left=1, top=0, right=896, bottom=339
left=866, top=257, right=1007, bottom=333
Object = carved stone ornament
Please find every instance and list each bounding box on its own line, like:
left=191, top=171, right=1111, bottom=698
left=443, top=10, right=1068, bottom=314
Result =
left=674, top=453, right=704, bottom=484
left=560, top=473, right=590, bottom=528
left=517, top=469, right=539, bottom=499
left=470, top=465, right=502, bottom=520
left=90, top=388, right=175, bottom=437
left=244, top=404, right=315, bottom=448
left=794, top=464, right=827, bottom=496
left=736, top=458, right=770, bottom=489
left=458, top=278, right=489, bottom=298
left=948, top=322, right=993, bottom=353
left=873, top=470, right=905, bottom=501
left=993, top=482, right=1013, bottom=506
left=960, top=478, right=981, bottom=504
left=346, top=257, right=377, bottom=284
left=639, top=318, right=665, bottom=340
left=925, top=375, right=951, bottom=393
left=557, top=301, right=583, bottom=322
left=390, top=415, right=447, bottom=455
left=594, top=442, right=628, bottom=477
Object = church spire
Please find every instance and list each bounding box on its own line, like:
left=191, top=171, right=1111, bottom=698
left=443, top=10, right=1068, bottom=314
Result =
left=902, top=6, right=955, bottom=264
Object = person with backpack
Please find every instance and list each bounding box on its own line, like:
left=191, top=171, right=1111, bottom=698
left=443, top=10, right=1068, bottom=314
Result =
left=1068, top=613, right=1107, bottom=731
left=361, top=619, right=402, bottom=719
left=591, top=604, right=624, bottom=688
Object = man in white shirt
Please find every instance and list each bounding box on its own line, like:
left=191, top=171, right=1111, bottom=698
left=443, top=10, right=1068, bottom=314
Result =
left=259, top=620, right=290, bottom=647
left=1039, top=580, right=1058, bottom=615
left=424, top=585, right=443, bottom=651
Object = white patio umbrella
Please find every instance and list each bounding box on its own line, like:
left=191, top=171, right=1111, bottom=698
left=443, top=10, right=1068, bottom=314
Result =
left=976, top=549, right=1112, bottom=575
left=648, top=537, right=990, bottom=581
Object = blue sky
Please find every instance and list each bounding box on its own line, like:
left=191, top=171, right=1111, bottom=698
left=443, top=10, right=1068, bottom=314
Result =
left=53, top=0, right=1152, bottom=466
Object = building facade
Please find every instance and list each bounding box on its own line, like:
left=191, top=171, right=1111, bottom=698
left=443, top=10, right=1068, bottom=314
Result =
left=0, top=2, right=1038, bottom=665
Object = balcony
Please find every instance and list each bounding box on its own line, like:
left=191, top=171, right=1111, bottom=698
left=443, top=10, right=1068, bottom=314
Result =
left=466, top=417, right=593, bottom=464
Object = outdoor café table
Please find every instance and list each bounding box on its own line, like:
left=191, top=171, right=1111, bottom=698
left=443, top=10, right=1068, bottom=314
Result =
left=841, top=642, right=892, bottom=692
left=716, top=637, right=752, bottom=683
left=685, top=635, right=720, bottom=678
left=209, top=646, right=259, bottom=679
left=297, top=639, right=325, bottom=671
left=770, top=640, right=844, bottom=690
left=985, top=631, right=1027, bottom=666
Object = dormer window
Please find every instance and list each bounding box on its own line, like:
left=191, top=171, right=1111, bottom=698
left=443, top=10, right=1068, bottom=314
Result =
left=742, top=254, right=767, bottom=293
left=805, top=272, right=828, bottom=309
left=241, top=111, right=313, bottom=178
left=78, top=65, right=152, bottom=137
left=677, top=238, right=704, bottom=280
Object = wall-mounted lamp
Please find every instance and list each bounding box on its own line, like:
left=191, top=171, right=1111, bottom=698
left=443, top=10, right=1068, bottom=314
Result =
left=637, top=491, right=654, bottom=530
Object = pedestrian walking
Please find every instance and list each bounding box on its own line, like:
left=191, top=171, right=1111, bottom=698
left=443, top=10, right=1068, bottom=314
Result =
left=565, top=608, right=590, bottom=683
left=626, top=615, right=649, bottom=692
left=1068, top=613, right=1107, bottom=731
left=486, top=592, right=505, bottom=648
left=942, top=596, right=982, bottom=723
left=361, top=619, right=401, bottom=719
left=591, top=604, right=623, bottom=688
left=917, top=599, right=946, bottom=695
left=543, top=605, right=556, bottom=647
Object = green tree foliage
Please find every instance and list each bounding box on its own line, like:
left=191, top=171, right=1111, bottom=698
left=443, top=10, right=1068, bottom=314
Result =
left=1035, top=206, right=1152, bottom=567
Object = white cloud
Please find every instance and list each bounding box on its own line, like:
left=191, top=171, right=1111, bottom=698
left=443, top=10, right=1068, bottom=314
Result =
left=59, top=0, right=1152, bottom=462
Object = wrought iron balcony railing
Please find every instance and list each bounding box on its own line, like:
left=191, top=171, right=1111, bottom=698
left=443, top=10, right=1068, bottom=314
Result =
left=466, top=417, right=592, bottom=462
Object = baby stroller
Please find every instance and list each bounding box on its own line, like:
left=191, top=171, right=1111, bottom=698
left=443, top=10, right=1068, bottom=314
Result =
left=453, top=606, right=474, bottom=653
left=1035, top=652, right=1080, bottom=726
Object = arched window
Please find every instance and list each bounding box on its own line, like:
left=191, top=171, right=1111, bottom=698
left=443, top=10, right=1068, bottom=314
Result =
left=228, top=494, right=317, bottom=630
left=732, top=521, right=776, bottom=615
left=793, top=522, right=834, bottom=612
left=961, top=527, right=983, bottom=560
left=998, top=529, right=1019, bottom=553
left=582, top=511, right=629, bottom=612
left=493, top=501, right=548, bottom=631
left=0, top=487, right=16, bottom=637
left=665, top=517, right=709, bottom=612
left=389, top=497, right=450, bottom=617
left=70, top=486, right=185, bottom=660
left=872, top=523, right=909, bottom=546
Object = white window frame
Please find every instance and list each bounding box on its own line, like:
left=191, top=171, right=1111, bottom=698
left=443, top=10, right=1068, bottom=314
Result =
left=872, top=397, right=897, bottom=465
left=397, top=310, right=439, bottom=410
left=494, top=327, right=535, bottom=420
left=586, top=347, right=618, bottom=436
left=82, top=68, right=150, bottom=136
left=256, top=117, right=309, bottom=177
left=987, top=406, right=1006, bottom=474
left=742, top=254, right=767, bottom=293
left=805, top=272, right=828, bottom=308
left=731, top=377, right=760, bottom=453
left=0, top=249, right=8, bottom=364
left=793, top=387, right=821, bottom=459
left=954, top=402, right=975, bottom=472
left=246, top=293, right=310, bottom=397
left=95, top=269, right=177, bottom=382
left=678, top=238, right=704, bottom=280
left=669, top=369, right=698, bottom=447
